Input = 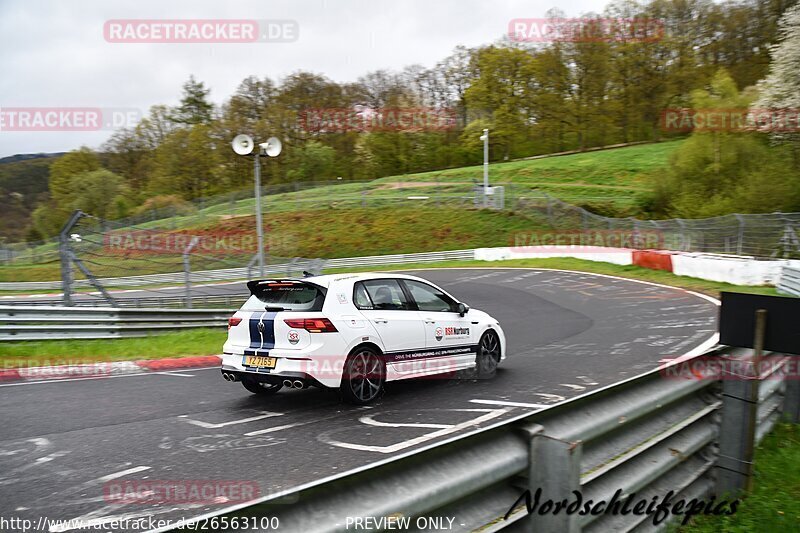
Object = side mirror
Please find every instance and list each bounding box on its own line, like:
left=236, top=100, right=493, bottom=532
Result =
left=457, top=302, right=469, bottom=317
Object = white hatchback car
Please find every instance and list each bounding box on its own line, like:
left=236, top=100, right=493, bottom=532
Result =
left=220, top=273, right=506, bottom=404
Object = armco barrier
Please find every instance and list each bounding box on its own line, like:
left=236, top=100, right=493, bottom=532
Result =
left=0, top=306, right=232, bottom=341
left=777, top=266, right=800, bottom=296
left=153, top=346, right=799, bottom=533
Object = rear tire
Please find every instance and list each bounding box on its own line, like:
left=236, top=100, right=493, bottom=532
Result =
left=475, top=330, right=500, bottom=379
left=340, top=347, right=386, bottom=405
left=241, top=378, right=283, bottom=395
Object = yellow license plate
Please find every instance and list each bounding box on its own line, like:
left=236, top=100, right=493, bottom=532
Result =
left=244, top=356, right=277, bottom=369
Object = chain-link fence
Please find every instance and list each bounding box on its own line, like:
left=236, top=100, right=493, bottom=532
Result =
left=514, top=192, right=800, bottom=258
left=0, top=178, right=484, bottom=267
left=50, top=211, right=327, bottom=307
left=2, top=182, right=800, bottom=305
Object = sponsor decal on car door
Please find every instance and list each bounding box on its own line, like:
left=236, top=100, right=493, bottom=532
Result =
left=354, top=279, right=426, bottom=360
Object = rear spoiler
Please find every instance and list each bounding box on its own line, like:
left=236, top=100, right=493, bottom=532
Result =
left=246, top=279, right=325, bottom=295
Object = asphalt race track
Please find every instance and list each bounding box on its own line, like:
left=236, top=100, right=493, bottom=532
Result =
left=0, top=269, right=719, bottom=532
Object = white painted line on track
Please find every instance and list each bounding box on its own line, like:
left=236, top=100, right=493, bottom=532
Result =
left=320, top=408, right=508, bottom=454
left=95, top=465, right=151, bottom=482
left=469, top=399, right=548, bottom=409
left=534, top=392, right=566, bottom=402
left=558, top=383, right=586, bottom=391
left=244, top=421, right=317, bottom=436
left=180, top=411, right=283, bottom=429
left=153, top=371, right=195, bottom=377
left=360, top=416, right=451, bottom=429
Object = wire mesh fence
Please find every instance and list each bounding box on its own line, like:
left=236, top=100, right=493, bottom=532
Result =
left=2, top=181, right=800, bottom=302
left=514, top=192, right=800, bottom=258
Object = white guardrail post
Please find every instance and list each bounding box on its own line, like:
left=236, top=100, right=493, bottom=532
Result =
left=521, top=424, right=581, bottom=532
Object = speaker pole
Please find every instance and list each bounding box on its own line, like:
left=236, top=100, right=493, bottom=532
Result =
left=254, top=151, right=265, bottom=277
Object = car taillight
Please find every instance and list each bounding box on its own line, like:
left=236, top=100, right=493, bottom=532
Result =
left=228, top=317, right=243, bottom=329
left=284, top=318, right=338, bottom=333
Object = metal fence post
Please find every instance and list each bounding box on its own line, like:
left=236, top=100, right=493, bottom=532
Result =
left=784, top=376, right=800, bottom=423
left=716, top=311, right=766, bottom=495
left=520, top=424, right=582, bottom=532
left=735, top=214, right=745, bottom=255
left=58, top=210, right=84, bottom=306
left=183, top=237, right=199, bottom=309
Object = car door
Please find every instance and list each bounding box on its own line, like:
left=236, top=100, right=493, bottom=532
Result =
left=402, top=279, right=474, bottom=353
left=354, top=279, right=426, bottom=360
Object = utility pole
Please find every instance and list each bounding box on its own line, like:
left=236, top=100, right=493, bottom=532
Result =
left=480, top=129, right=489, bottom=207
left=254, top=152, right=264, bottom=277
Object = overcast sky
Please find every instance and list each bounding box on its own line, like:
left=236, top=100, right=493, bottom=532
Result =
left=0, top=0, right=607, bottom=158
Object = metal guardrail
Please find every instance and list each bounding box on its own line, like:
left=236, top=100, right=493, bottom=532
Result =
left=153, top=346, right=798, bottom=533
left=0, top=249, right=477, bottom=292
left=777, top=266, right=800, bottom=296
left=0, top=306, right=233, bottom=341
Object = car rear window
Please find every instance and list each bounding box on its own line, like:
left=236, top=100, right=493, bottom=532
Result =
left=242, top=280, right=326, bottom=312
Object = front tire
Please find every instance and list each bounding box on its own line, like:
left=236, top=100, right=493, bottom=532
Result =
left=476, top=330, right=500, bottom=379
left=241, top=378, right=283, bottom=395
left=340, top=347, right=386, bottom=405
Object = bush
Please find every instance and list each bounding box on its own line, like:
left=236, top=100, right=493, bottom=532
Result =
left=132, top=195, right=197, bottom=218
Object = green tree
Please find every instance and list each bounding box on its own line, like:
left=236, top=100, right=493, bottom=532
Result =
left=286, top=140, right=336, bottom=181
left=657, top=70, right=798, bottom=217
left=48, top=147, right=101, bottom=204
left=755, top=2, right=800, bottom=167
left=171, top=76, right=214, bottom=125
left=67, top=169, right=132, bottom=219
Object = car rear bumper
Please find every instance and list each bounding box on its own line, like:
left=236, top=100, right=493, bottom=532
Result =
left=220, top=352, right=346, bottom=388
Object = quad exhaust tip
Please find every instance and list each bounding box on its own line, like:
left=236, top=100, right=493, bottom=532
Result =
left=222, top=372, right=240, bottom=382
left=282, top=379, right=306, bottom=389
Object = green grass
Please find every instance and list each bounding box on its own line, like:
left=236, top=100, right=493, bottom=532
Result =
left=0, top=206, right=548, bottom=282
left=677, top=423, right=800, bottom=532
left=392, top=139, right=682, bottom=190
left=0, top=328, right=226, bottom=367
left=0, top=140, right=685, bottom=283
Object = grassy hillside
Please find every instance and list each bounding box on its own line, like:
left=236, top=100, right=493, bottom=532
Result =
left=130, top=139, right=683, bottom=231
left=0, top=141, right=684, bottom=283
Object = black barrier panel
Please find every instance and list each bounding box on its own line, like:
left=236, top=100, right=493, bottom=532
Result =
left=719, top=292, right=800, bottom=354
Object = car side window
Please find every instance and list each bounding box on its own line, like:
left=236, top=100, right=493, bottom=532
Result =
left=353, top=282, right=374, bottom=309
left=359, top=279, right=412, bottom=311
left=404, top=280, right=458, bottom=313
